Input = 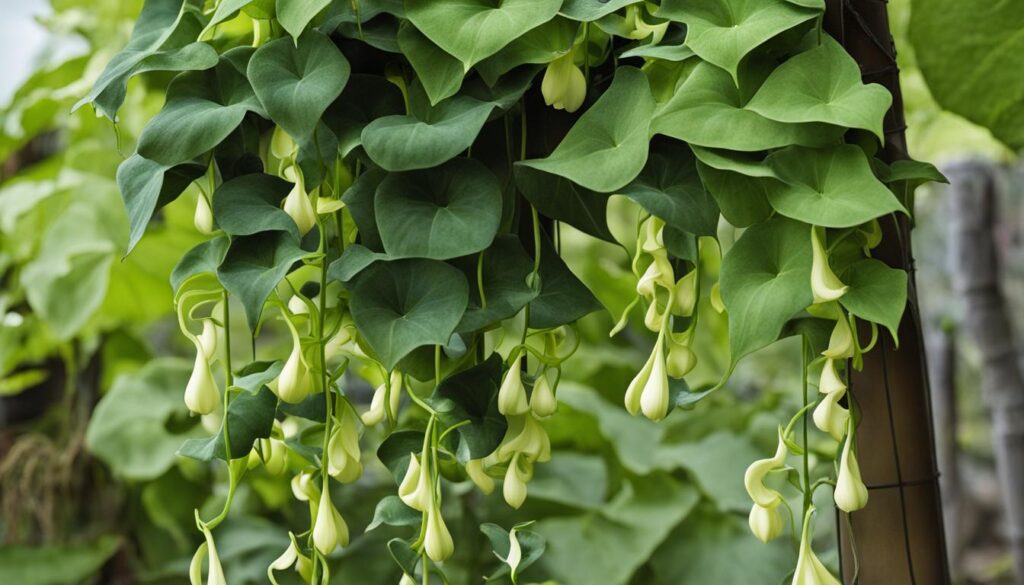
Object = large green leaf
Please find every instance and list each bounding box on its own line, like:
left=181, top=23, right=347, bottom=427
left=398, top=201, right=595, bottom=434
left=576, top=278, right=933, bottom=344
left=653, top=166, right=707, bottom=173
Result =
left=73, top=0, right=218, bottom=119
left=515, top=166, right=614, bottom=243
left=910, top=0, right=1024, bottom=150
left=720, top=217, right=812, bottom=364
left=839, top=259, right=907, bottom=341
left=529, top=234, right=603, bottom=329
left=652, top=61, right=842, bottom=152
left=117, top=155, right=206, bottom=254
left=560, top=0, right=638, bottom=21
left=690, top=146, right=776, bottom=227
left=136, top=48, right=264, bottom=167
left=248, top=31, right=350, bottom=142
left=764, top=145, right=905, bottom=228
left=211, top=173, right=299, bottom=238
left=0, top=536, right=121, bottom=585
left=518, top=67, right=655, bottom=193
left=745, top=36, right=892, bottom=141
left=277, top=0, right=331, bottom=39
left=86, top=359, right=204, bottom=480
left=217, top=231, right=316, bottom=331
left=360, top=89, right=493, bottom=171
left=536, top=475, right=699, bottom=585
left=397, top=22, right=465, bottom=105
left=429, top=354, right=508, bottom=460
left=324, top=74, right=405, bottom=157
left=171, top=236, right=229, bottom=292
left=348, top=259, right=469, bottom=369
left=475, top=18, right=577, bottom=85
left=405, top=0, right=563, bottom=69
left=656, top=0, right=821, bottom=82
left=619, top=140, right=719, bottom=237
left=178, top=387, right=278, bottom=461
left=375, top=158, right=502, bottom=259
left=341, top=168, right=387, bottom=249
left=453, top=235, right=539, bottom=332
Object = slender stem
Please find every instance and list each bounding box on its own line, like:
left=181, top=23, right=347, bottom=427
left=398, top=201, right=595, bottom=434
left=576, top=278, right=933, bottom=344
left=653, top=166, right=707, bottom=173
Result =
left=801, top=336, right=812, bottom=513
left=476, top=251, right=487, bottom=309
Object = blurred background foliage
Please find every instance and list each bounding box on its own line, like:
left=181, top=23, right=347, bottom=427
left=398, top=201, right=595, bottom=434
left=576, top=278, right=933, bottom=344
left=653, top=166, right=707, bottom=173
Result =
left=0, top=0, right=1021, bottom=584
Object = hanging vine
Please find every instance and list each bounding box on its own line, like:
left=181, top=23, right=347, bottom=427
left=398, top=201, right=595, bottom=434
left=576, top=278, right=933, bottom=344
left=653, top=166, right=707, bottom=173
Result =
left=78, top=0, right=946, bottom=583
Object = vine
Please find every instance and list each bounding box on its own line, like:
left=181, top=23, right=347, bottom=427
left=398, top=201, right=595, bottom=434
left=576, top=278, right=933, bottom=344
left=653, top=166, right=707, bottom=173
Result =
left=79, top=0, right=946, bottom=583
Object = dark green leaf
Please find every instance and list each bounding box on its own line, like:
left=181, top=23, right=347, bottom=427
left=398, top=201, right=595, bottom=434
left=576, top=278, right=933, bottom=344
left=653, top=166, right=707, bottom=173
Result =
left=117, top=155, right=205, bottom=254
left=515, top=165, right=614, bottom=242
left=529, top=233, right=603, bottom=329
left=453, top=235, right=538, bottom=333
left=212, top=173, right=298, bottom=238
left=178, top=386, right=278, bottom=461
left=619, top=140, right=719, bottom=236
left=429, top=354, right=508, bottom=460
left=839, top=259, right=907, bottom=342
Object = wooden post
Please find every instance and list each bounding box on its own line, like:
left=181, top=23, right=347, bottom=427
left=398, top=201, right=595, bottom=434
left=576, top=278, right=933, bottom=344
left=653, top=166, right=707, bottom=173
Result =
left=823, top=1, right=952, bottom=582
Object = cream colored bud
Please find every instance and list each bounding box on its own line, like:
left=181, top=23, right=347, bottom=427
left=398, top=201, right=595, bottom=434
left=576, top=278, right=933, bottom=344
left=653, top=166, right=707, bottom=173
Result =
left=291, top=471, right=315, bottom=502
left=749, top=503, right=784, bottom=544
left=283, top=181, right=317, bottom=236
left=276, top=327, right=312, bottom=404
left=398, top=453, right=432, bottom=512
left=324, top=327, right=353, bottom=361
left=194, top=195, right=214, bottom=235
left=812, top=390, right=849, bottom=442
left=744, top=428, right=788, bottom=508
left=424, top=503, right=455, bottom=562
left=792, top=508, right=842, bottom=585
left=529, top=372, right=558, bottom=418
left=834, top=432, right=868, bottom=512
left=362, top=383, right=387, bottom=426
left=624, top=346, right=656, bottom=416
left=191, top=522, right=227, bottom=585
left=505, top=527, right=523, bottom=575
left=271, top=127, right=297, bottom=161
left=503, top=454, right=529, bottom=509
left=198, top=320, right=219, bottom=362
left=185, top=345, right=220, bottom=415
left=261, top=438, right=288, bottom=476
left=541, top=53, right=586, bottom=113
left=640, top=340, right=670, bottom=421
left=671, top=270, right=698, bottom=317
left=465, top=458, right=495, bottom=494
left=312, top=491, right=349, bottom=554
left=666, top=331, right=697, bottom=379
left=822, top=316, right=854, bottom=359
left=810, top=226, right=848, bottom=304
left=498, top=356, right=529, bottom=416
left=818, top=358, right=847, bottom=396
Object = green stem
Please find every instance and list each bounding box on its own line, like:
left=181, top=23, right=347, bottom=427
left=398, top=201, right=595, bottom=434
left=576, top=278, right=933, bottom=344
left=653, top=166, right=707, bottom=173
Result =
left=801, top=336, right=812, bottom=513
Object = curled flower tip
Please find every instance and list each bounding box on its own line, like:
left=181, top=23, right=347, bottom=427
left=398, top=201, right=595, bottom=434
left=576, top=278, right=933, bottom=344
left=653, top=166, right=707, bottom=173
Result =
left=313, top=491, right=349, bottom=555
left=283, top=179, right=317, bottom=236
left=643, top=297, right=664, bottom=333
left=276, top=318, right=312, bottom=404
left=822, top=315, right=854, bottom=359
left=267, top=537, right=298, bottom=585
left=503, top=454, right=529, bottom=509
left=191, top=522, right=227, bottom=585
left=749, top=502, right=784, bottom=544
left=810, top=226, right=848, bottom=304
left=198, top=320, right=219, bottom=361
left=640, top=340, right=670, bottom=421
left=642, top=217, right=666, bottom=253
left=466, top=458, right=495, bottom=494
left=529, top=372, right=558, bottom=418
left=291, top=471, right=316, bottom=502
left=541, top=53, right=586, bottom=113
left=398, top=453, right=431, bottom=512
left=792, top=507, right=842, bottom=585
left=185, top=344, right=220, bottom=415
left=424, top=504, right=455, bottom=562
left=498, top=356, right=529, bottom=416
left=362, top=382, right=387, bottom=426
left=818, top=358, right=847, bottom=396
left=624, top=346, right=657, bottom=415
left=744, top=428, right=789, bottom=508
left=812, top=391, right=849, bottom=442
left=834, top=431, right=868, bottom=512
left=194, top=195, right=214, bottom=235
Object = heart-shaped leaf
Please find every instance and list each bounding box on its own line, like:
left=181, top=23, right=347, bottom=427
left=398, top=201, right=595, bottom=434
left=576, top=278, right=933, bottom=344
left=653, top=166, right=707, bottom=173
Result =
left=171, top=235, right=229, bottom=292
left=74, top=0, right=218, bottom=119
left=178, top=386, right=278, bottom=461
left=529, top=233, right=603, bottom=329
left=619, top=140, right=719, bottom=237
left=117, top=155, right=206, bottom=254
left=341, top=168, right=387, bottom=250
left=375, top=158, right=502, bottom=259
left=361, top=89, right=494, bottom=171
left=349, top=258, right=469, bottom=369
left=475, top=18, right=577, bottom=86
left=323, top=75, right=405, bottom=157
left=248, top=30, right=350, bottom=142
left=720, top=217, right=812, bottom=365
left=366, top=496, right=422, bottom=532
left=452, top=235, right=538, bottom=333
left=746, top=36, right=892, bottom=141
left=515, top=166, right=614, bottom=243
left=764, top=145, right=905, bottom=228
left=560, top=0, right=638, bottom=21
left=839, top=259, right=907, bottom=341
left=518, top=66, right=655, bottom=193
left=377, top=430, right=427, bottom=483
left=429, top=354, right=508, bottom=460
left=652, top=61, right=842, bottom=152
left=277, top=0, right=331, bottom=39
left=691, top=146, right=775, bottom=227
left=211, top=173, right=298, bottom=238
left=397, top=22, right=465, bottom=105
left=327, top=244, right=388, bottom=282
left=217, top=230, right=316, bottom=331
left=657, top=0, right=821, bottom=82
left=136, top=48, right=264, bottom=167
left=405, top=0, right=563, bottom=69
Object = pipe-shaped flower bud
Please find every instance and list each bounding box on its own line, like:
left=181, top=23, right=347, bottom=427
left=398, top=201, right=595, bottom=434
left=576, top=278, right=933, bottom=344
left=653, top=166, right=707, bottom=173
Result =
left=624, top=345, right=657, bottom=416
left=640, top=339, right=670, bottom=421
left=529, top=372, right=557, bottom=418
left=194, top=195, right=214, bottom=235
left=327, top=405, right=362, bottom=483
left=498, top=356, right=529, bottom=416
left=812, top=390, right=849, bottom=442
left=749, top=502, right=784, bottom=544
left=398, top=453, right=432, bottom=512
left=283, top=178, right=317, bottom=236
left=503, top=453, right=529, bottom=509
left=822, top=315, right=854, bottom=359
left=792, top=508, right=842, bottom=585
left=312, top=490, right=349, bottom=555
left=198, top=319, right=219, bottom=362
left=818, top=358, right=847, bottom=396
left=744, top=428, right=789, bottom=508
left=666, top=330, right=697, bottom=379
left=810, top=226, right=848, bottom=304
left=191, top=521, right=227, bottom=585
left=834, top=431, right=868, bottom=512
left=541, top=53, right=586, bottom=113
left=424, top=502, right=455, bottom=561
left=260, top=437, right=288, bottom=476
left=275, top=319, right=312, bottom=404
left=185, top=342, right=219, bottom=415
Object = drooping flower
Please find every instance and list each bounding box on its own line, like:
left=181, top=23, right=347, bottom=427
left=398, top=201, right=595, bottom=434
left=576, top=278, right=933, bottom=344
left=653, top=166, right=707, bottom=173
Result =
left=498, top=356, right=529, bottom=416
left=291, top=470, right=316, bottom=502
left=494, top=414, right=551, bottom=464
left=541, top=53, right=586, bottom=113
left=818, top=358, right=847, bottom=396
left=198, top=319, right=219, bottom=361
left=834, top=430, right=868, bottom=512
left=666, top=330, right=697, bottom=379
left=671, top=269, right=698, bottom=317
left=639, top=339, right=671, bottom=421
left=424, top=502, right=455, bottom=561
left=398, top=453, right=432, bottom=512
left=191, top=521, right=227, bottom=585
left=503, top=453, right=529, bottom=509
left=822, top=315, right=854, bottom=359
left=194, top=195, right=214, bottom=235
left=465, top=459, right=495, bottom=494
left=503, top=526, right=524, bottom=576
left=283, top=175, right=317, bottom=236
left=529, top=371, right=558, bottom=418
left=270, top=126, right=297, bottom=161
left=260, top=437, right=288, bottom=476
left=624, top=345, right=657, bottom=416
left=312, top=489, right=349, bottom=554
left=744, top=428, right=789, bottom=508
left=812, top=390, right=849, bottom=442
left=327, top=405, right=362, bottom=482
left=810, top=226, right=848, bottom=304
left=275, top=318, right=312, bottom=404
left=184, top=342, right=219, bottom=415
left=749, top=502, right=784, bottom=544
left=267, top=533, right=305, bottom=585
left=792, top=507, right=842, bottom=585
